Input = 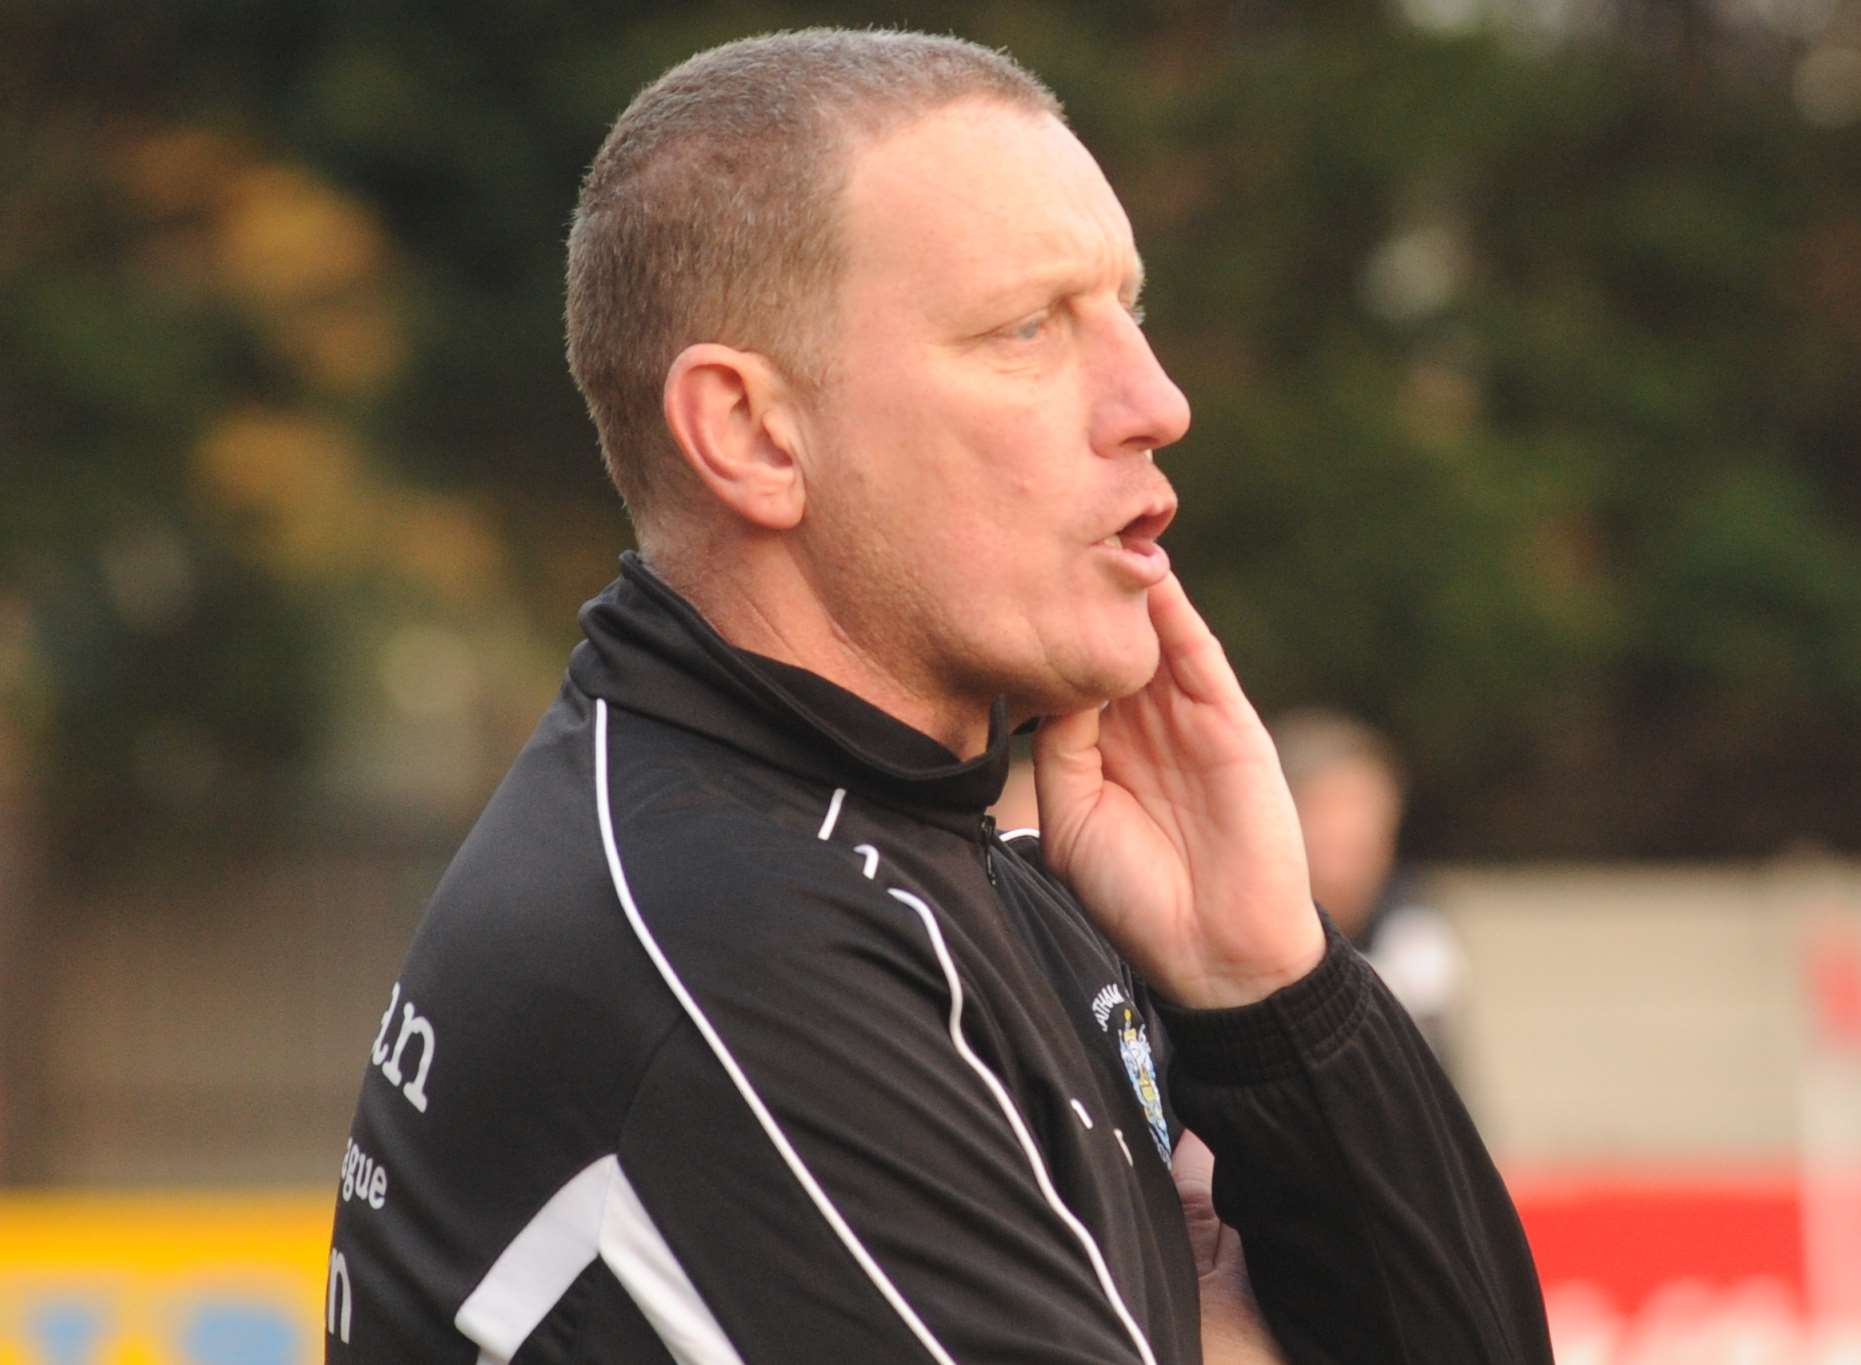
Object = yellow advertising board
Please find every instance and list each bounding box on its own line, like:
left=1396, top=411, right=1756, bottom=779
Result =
left=0, top=1193, right=330, bottom=1365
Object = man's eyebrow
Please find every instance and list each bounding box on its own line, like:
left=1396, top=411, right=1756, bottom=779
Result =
left=971, top=250, right=1148, bottom=316
left=1125, top=252, right=1148, bottom=305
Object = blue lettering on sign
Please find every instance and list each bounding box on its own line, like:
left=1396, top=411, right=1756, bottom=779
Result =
left=180, top=1299, right=301, bottom=1365
left=25, top=1298, right=108, bottom=1365
left=5, top=1288, right=305, bottom=1364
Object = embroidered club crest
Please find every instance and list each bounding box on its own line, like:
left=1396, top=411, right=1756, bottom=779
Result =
left=1115, top=1005, right=1171, bottom=1161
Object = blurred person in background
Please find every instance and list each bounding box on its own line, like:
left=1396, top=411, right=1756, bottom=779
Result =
left=329, top=28, right=1548, bottom=1365
left=1273, top=708, right=1467, bottom=1070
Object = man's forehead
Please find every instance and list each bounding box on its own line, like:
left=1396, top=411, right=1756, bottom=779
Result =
left=838, top=99, right=1143, bottom=298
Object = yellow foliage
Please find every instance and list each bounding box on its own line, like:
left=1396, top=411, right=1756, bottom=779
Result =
left=193, top=409, right=376, bottom=580
left=383, top=491, right=507, bottom=605
left=195, top=408, right=364, bottom=513
left=215, top=165, right=386, bottom=306
left=272, top=296, right=408, bottom=393
left=117, top=126, right=409, bottom=392
left=193, top=409, right=507, bottom=603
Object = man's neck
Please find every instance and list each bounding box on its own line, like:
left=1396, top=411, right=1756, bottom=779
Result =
left=644, top=539, right=993, bottom=760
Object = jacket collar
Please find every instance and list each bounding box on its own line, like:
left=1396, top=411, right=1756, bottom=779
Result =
left=569, top=552, right=1012, bottom=823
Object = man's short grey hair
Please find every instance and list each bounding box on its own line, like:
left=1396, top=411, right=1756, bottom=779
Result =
left=564, top=29, right=1063, bottom=535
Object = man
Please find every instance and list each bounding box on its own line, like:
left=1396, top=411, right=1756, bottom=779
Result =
left=1273, top=708, right=1468, bottom=1067
left=329, top=29, right=1552, bottom=1363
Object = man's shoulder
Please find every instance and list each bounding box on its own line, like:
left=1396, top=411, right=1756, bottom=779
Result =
left=417, top=688, right=907, bottom=986
left=425, top=688, right=817, bottom=898
left=364, top=691, right=882, bottom=1122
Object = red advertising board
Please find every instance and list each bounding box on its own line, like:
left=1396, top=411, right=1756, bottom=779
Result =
left=1511, top=1166, right=1861, bottom=1364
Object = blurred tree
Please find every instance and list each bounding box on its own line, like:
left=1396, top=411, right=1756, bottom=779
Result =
left=3, top=0, right=1858, bottom=878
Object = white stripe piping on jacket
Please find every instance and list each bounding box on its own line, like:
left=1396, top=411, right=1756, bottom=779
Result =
left=886, top=886, right=1161, bottom=1365
left=998, top=826, right=1040, bottom=843
left=598, top=1158, right=746, bottom=1363
left=457, top=1154, right=740, bottom=1365
left=820, top=789, right=879, bottom=879
left=593, top=701, right=960, bottom=1365
left=817, top=786, right=847, bottom=840
left=456, top=1155, right=613, bottom=1361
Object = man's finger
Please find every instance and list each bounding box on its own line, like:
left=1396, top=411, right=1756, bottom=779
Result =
left=1145, top=573, right=1241, bottom=706
left=1031, top=707, right=1102, bottom=842
left=1172, top=1132, right=1221, bottom=1274
left=1171, top=1130, right=1215, bottom=1189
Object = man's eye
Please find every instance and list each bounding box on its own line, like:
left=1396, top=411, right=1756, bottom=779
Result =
left=1006, top=312, right=1049, bottom=342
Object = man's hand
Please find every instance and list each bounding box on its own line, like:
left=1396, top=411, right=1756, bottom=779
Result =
left=1033, top=573, right=1324, bottom=1008
left=1173, top=1133, right=1287, bottom=1363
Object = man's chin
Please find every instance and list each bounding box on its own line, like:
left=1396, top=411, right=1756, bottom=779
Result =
left=1003, top=637, right=1161, bottom=722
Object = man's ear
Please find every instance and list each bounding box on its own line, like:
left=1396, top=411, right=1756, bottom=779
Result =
left=662, top=343, right=806, bottom=531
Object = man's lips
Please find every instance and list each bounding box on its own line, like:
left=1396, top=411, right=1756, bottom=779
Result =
left=1101, top=504, right=1174, bottom=547
left=1095, top=504, right=1176, bottom=583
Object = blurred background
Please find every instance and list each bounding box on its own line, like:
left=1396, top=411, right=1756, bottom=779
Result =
left=3, top=0, right=1859, bottom=1359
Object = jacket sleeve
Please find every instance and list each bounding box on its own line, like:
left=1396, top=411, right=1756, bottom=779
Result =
left=1153, top=914, right=1555, bottom=1364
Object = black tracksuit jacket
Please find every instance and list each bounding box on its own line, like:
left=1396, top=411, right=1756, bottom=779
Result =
left=327, top=554, right=1553, bottom=1363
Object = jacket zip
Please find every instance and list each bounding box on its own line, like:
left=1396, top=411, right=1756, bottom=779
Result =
left=979, top=813, right=998, bottom=885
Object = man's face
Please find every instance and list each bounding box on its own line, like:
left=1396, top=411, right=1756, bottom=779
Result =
left=1294, top=759, right=1403, bottom=932
left=790, top=99, right=1191, bottom=728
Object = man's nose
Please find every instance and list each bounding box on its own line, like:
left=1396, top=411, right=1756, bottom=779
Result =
left=1093, top=311, right=1192, bottom=457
